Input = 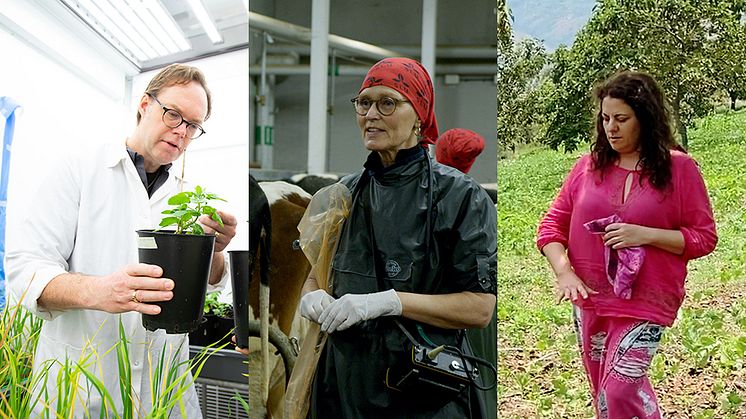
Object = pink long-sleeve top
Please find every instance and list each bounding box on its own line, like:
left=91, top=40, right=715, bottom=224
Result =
left=537, top=151, right=717, bottom=326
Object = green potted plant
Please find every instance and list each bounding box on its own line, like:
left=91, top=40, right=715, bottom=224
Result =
left=136, top=186, right=225, bottom=334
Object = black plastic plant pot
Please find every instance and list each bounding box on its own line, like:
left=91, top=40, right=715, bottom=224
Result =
left=229, top=250, right=250, bottom=349
left=136, top=230, right=215, bottom=334
left=188, top=314, right=234, bottom=347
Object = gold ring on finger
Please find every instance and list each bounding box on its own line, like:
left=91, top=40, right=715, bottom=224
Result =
left=131, top=290, right=141, bottom=304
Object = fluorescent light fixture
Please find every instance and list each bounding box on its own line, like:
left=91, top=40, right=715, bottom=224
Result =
left=127, top=0, right=185, bottom=54
left=59, top=0, right=192, bottom=64
left=70, top=0, right=149, bottom=61
left=117, top=0, right=169, bottom=57
left=187, top=0, right=223, bottom=44
left=144, top=0, right=192, bottom=51
left=90, top=0, right=158, bottom=59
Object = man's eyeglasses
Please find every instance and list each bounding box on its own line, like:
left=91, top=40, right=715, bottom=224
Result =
left=146, top=93, right=206, bottom=139
left=351, top=96, right=409, bottom=116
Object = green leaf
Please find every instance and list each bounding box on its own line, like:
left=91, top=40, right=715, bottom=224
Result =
left=192, top=223, right=204, bottom=235
left=159, top=217, right=179, bottom=227
left=211, top=211, right=224, bottom=227
left=205, top=193, right=227, bottom=202
left=168, top=192, right=190, bottom=205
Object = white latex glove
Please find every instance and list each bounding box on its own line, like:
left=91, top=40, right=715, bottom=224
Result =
left=318, top=289, right=402, bottom=333
left=300, top=289, right=336, bottom=323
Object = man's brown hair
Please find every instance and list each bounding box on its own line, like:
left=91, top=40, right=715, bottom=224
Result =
left=136, top=63, right=212, bottom=124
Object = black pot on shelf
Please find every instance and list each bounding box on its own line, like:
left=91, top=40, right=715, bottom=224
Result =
left=136, top=229, right=215, bottom=334
left=229, top=250, right=250, bottom=349
left=189, top=314, right=234, bottom=347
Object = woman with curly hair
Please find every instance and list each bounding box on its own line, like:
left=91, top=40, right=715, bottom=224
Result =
left=537, top=71, right=717, bottom=418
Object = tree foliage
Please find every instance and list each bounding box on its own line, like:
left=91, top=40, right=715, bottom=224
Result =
left=497, top=0, right=513, bottom=54
left=709, top=2, right=746, bottom=110
left=498, top=38, right=548, bottom=156
left=542, top=0, right=746, bottom=151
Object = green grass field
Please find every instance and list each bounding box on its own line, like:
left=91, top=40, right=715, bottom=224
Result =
left=497, top=109, right=746, bottom=418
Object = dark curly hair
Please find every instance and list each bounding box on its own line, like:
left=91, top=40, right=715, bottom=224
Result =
left=591, top=71, right=679, bottom=190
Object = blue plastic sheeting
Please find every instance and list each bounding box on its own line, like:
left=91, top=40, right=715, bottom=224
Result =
left=0, top=97, right=21, bottom=309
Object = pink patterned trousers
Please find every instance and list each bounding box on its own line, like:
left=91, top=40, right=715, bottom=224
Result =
left=572, top=306, right=664, bottom=418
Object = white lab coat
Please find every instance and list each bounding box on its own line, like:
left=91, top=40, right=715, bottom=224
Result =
left=5, top=139, right=227, bottom=418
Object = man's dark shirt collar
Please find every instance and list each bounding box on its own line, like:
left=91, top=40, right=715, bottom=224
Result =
left=126, top=147, right=172, bottom=197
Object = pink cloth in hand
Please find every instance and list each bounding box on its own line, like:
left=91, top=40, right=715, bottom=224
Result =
left=584, top=214, right=646, bottom=299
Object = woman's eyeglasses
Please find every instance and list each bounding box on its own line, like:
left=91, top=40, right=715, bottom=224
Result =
left=351, top=96, right=409, bottom=116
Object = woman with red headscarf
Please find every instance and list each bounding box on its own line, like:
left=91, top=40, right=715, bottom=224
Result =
left=298, top=58, right=496, bottom=418
left=436, top=128, right=485, bottom=174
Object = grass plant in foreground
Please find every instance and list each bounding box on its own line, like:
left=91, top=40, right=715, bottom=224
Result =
left=0, top=296, right=231, bottom=417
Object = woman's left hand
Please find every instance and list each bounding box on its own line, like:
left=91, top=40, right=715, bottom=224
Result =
left=603, top=223, right=649, bottom=249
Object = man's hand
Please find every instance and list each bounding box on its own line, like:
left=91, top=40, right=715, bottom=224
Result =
left=232, top=335, right=249, bottom=355
left=199, top=210, right=237, bottom=253
left=88, top=263, right=174, bottom=315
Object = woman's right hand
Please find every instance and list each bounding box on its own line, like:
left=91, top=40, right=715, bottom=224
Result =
left=300, top=289, right=336, bottom=323
left=555, top=271, right=597, bottom=304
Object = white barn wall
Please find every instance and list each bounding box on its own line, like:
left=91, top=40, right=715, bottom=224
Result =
left=251, top=73, right=497, bottom=183
left=248, top=0, right=497, bottom=183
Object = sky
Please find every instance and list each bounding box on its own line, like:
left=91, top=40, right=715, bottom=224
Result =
left=507, top=0, right=596, bottom=50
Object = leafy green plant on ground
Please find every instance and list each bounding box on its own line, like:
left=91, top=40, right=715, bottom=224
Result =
left=498, top=109, right=746, bottom=418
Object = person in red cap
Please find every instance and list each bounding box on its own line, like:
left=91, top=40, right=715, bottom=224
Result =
left=298, top=57, right=496, bottom=418
left=436, top=128, right=485, bottom=174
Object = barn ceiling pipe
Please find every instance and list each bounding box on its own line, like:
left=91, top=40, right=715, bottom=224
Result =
left=248, top=12, right=402, bottom=60
left=265, top=44, right=497, bottom=59
left=249, top=64, right=497, bottom=76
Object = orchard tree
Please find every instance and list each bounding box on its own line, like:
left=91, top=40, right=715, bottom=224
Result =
left=498, top=37, right=548, bottom=155
left=497, top=0, right=512, bottom=53
left=709, top=0, right=746, bottom=110
left=545, top=0, right=739, bottom=150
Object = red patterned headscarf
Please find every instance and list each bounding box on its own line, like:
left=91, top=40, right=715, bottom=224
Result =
left=436, top=128, right=485, bottom=173
left=358, top=58, right=439, bottom=146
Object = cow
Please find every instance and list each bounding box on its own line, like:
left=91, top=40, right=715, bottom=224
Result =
left=286, top=173, right=340, bottom=195
left=248, top=180, right=313, bottom=419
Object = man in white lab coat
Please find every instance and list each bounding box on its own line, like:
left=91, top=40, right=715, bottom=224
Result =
left=5, top=64, right=237, bottom=417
